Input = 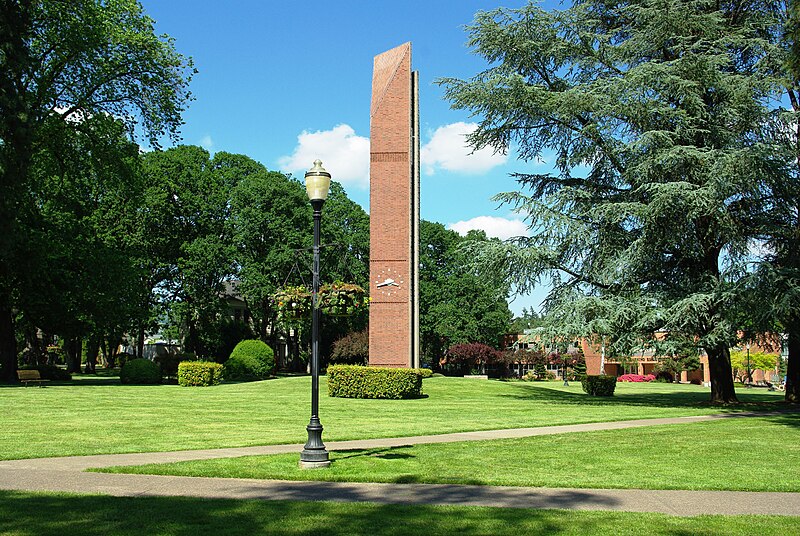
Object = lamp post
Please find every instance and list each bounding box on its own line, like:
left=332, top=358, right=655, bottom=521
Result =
left=299, top=159, right=331, bottom=469
left=746, top=343, right=752, bottom=387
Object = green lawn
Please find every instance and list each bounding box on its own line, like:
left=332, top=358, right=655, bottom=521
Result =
left=0, top=377, right=786, bottom=460
left=101, top=414, right=800, bottom=492
left=0, top=491, right=795, bottom=536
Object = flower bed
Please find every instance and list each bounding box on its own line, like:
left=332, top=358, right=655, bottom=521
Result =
left=617, top=373, right=656, bottom=382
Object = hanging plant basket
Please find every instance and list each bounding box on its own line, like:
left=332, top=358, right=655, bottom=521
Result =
left=273, top=286, right=312, bottom=325
left=318, top=282, right=370, bottom=317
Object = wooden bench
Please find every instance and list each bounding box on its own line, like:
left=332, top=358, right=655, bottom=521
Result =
left=17, top=369, right=49, bottom=387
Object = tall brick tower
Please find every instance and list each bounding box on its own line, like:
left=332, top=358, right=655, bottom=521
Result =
left=368, top=43, right=420, bottom=368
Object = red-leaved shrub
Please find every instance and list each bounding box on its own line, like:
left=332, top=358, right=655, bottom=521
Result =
left=442, top=343, right=502, bottom=366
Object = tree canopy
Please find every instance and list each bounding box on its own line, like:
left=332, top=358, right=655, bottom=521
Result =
left=737, top=1, right=800, bottom=402
left=440, top=0, right=792, bottom=402
left=419, top=221, right=512, bottom=366
left=0, top=0, right=194, bottom=380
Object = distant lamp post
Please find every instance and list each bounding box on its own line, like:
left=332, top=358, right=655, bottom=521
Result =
left=746, top=342, right=752, bottom=387
left=299, top=159, right=331, bottom=469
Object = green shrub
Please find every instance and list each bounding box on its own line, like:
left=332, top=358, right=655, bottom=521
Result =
left=581, top=375, right=617, bottom=396
left=521, top=370, right=536, bottom=382
left=120, top=358, right=162, bottom=385
left=224, top=339, right=274, bottom=380
left=178, top=361, right=223, bottom=386
left=154, top=352, right=184, bottom=378
left=45, top=345, right=64, bottom=365
left=215, top=318, right=255, bottom=362
left=413, top=368, right=433, bottom=378
left=570, top=359, right=587, bottom=380
left=328, top=365, right=423, bottom=399
left=20, top=364, right=72, bottom=381
left=116, top=352, right=134, bottom=369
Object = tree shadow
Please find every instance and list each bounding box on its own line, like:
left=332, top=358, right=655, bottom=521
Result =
left=500, top=382, right=793, bottom=413
left=333, top=446, right=416, bottom=461
left=0, top=490, right=788, bottom=535
left=759, top=410, right=800, bottom=429
left=0, top=491, right=587, bottom=535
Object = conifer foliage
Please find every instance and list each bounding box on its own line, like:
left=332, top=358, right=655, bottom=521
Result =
left=441, top=0, right=792, bottom=403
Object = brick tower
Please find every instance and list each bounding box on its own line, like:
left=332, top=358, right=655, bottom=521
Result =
left=368, top=43, right=420, bottom=368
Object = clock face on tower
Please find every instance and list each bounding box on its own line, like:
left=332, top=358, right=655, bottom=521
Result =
left=375, top=267, right=404, bottom=298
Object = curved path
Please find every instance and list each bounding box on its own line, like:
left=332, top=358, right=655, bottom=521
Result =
left=2, top=412, right=799, bottom=516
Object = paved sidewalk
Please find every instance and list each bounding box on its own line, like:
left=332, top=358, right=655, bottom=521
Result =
left=2, top=412, right=799, bottom=516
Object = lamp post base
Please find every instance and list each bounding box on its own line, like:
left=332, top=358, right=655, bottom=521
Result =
left=298, top=459, right=331, bottom=469
left=299, top=417, right=330, bottom=469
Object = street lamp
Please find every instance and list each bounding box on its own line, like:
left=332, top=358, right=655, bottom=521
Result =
left=746, top=342, right=752, bottom=388
left=299, top=159, right=331, bottom=469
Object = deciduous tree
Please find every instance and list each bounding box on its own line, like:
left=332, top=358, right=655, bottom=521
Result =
left=419, top=221, right=511, bottom=366
left=0, top=0, right=193, bottom=380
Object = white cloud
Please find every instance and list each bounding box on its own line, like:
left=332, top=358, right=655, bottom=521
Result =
left=448, top=216, right=529, bottom=240
left=421, top=122, right=508, bottom=176
left=200, top=135, right=214, bottom=151
left=278, top=124, right=370, bottom=188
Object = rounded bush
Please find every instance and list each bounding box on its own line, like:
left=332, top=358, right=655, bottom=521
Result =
left=581, top=374, right=617, bottom=396
left=120, top=358, right=162, bottom=385
left=330, top=330, right=369, bottom=365
left=225, top=339, right=275, bottom=380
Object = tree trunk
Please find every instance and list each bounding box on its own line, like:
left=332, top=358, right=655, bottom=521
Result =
left=65, top=336, right=82, bottom=374
left=84, top=334, right=99, bottom=374
left=260, top=303, right=269, bottom=341
left=705, top=345, right=739, bottom=404
left=786, top=329, right=800, bottom=403
left=137, top=323, right=145, bottom=358
left=0, top=3, right=34, bottom=383
left=0, top=301, right=17, bottom=382
left=186, top=323, right=200, bottom=357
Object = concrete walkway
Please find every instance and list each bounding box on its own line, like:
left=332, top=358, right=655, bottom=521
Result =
left=2, top=412, right=799, bottom=516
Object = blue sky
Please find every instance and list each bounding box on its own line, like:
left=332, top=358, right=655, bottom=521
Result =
left=139, top=0, right=558, bottom=315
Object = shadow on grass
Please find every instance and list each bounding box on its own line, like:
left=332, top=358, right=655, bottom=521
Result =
left=762, top=410, right=800, bottom=430
left=500, top=381, right=791, bottom=412
left=2, top=374, right=287, bottom=388
left=0, top=491, right=598, bottom=536
left=0, top=490, right=791, bottom=535
left=334, top=446, right=417, bottom=461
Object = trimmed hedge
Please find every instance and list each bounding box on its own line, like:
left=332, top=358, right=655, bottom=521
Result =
left=328, top=365, right=423, bottom=399
left=581, top=375, right=617, bottom=396
left=225, top=339, right=275, bottom=380
left=414, top=368, right=433, bottom=378
left=120, top=358, right=162, bottom=385
left=178, top=361, right=223, bottom=387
